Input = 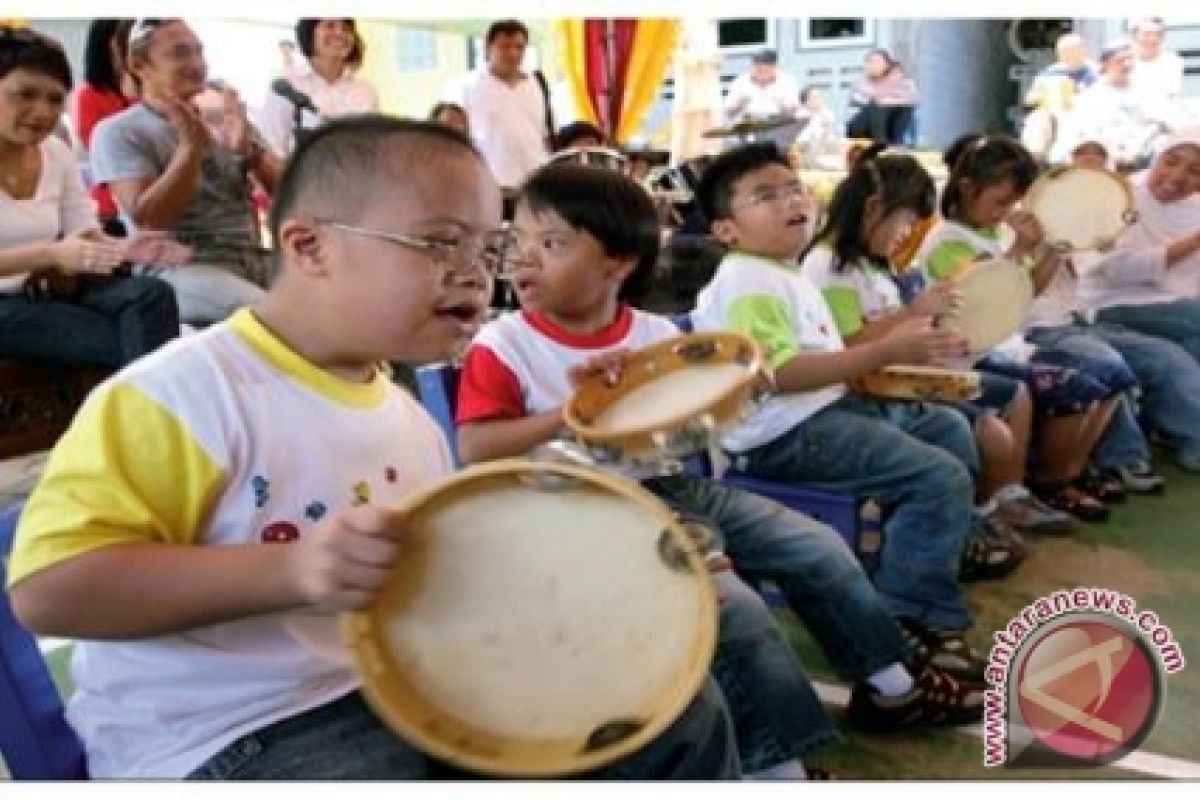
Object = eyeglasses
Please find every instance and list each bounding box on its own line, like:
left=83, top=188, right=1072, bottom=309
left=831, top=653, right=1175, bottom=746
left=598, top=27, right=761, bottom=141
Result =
left=316, top=220, right=509, bottom=278
left=733, top=181, right=809, bottom=211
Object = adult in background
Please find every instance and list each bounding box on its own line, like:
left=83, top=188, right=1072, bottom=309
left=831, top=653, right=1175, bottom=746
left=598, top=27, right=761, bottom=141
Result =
left=73, top=19, right=135, bottom=231
left=1020, top=32, right=1097, bottom=163
left=442, top=19, right=553, bottom=193
left=846, top=48, right=919, bottom=147
left=0, top=26, right=178, bottom=368
left=1064, top=40, right=1163, bottom=170
left=91, top=19, right=282, bottom=326
left=723, top=49, right=799, bottom=124
left=257, top=19, right=378, bottom=158
left=1128, top=17, right=1185, bottom=118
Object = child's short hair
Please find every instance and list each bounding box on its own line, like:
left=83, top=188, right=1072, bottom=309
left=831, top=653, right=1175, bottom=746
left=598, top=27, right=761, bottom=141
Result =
left=518, top=163, right=660, bottom=302
left=268, top=115, right=481, bottom=278
left=807, top=146, right=934, bottom=271
left=555, top=120, right=606, bottom=151
left=941, top=133, right=1038, bottom=219
left=0, top=25, right=73, bottom=89
left=694, top=142, right=792, bottom=225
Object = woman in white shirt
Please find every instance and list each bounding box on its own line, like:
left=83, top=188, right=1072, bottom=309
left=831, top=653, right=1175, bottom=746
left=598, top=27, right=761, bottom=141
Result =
left=0, top=27, right=178, bottom=368
left=257, top=19, right=379, bottom=157
left=1076, top=129, right=1200, bottom=362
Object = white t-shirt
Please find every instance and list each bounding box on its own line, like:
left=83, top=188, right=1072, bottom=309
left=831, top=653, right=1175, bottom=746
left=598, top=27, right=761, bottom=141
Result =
left=1130, top=50, right=1186, bottom=104
left=0, top=137, right=96, bottom=292
left=803, top=245, right=903, bottom=338
left=256, top=63, right=379, bottom=157
left=8, top=310, right=454, bottom=778
left=1074, top=177, right=1200, bottom=310
left=690, top=251, right=847, bottom=452
left=444, top=70, right=549, bottom=188
left=724, top=71, right=800, bottom=120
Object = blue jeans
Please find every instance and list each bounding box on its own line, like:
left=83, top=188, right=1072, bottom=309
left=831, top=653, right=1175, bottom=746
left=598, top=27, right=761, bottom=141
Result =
left=708, top=570, right=840, bottom=771
left=0, top=276, right=178, bottom=368
left=1097, top=299, right=1200, bottom=365
left=1030, top=321, right=1200, bottom=469
left=731, top=395, right=977, bottom=631
left=644, top=473, right=911, bottom=680
left=188, top=687, right=740, bottom=780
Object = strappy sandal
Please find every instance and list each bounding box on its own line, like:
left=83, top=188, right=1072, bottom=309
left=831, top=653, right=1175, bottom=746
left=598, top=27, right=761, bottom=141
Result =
left=1075, top=467, right=1126, bottom=504
left=1034, top=482, right=1110, bottom=523
left=959, top=522, right=1025, bottom=582
left=846, top=664, right=984, bottom=731
left=900, top=619, right=988, bottom=684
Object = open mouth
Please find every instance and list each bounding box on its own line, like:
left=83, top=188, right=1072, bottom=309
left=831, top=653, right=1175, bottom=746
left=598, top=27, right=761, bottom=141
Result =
left=435, top=299, right=486, bottom=327
left=785, top=213, right=809, bottom=227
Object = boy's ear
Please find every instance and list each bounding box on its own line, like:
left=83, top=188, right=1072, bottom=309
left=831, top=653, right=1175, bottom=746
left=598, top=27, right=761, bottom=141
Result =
left=278, top=218, right=330, bottom=277
left=603, top=253, right=639, bottom=286
left=711, top=218, right=740, bottom=247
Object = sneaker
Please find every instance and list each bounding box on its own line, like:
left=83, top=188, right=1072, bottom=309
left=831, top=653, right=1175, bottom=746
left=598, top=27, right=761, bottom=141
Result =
left=1113, top=461, right=1165, bottom=494
left=995, top=489, right=1075, bottom=536
left=899, top=619, right=988, bottom=684
left=846, top=665, right=984, bottom=731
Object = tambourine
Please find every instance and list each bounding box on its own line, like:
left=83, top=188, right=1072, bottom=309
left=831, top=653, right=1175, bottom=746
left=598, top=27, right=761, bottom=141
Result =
left=1025, top=165, right=1137, bottom=251
left=563, top=332, right=767, bottom=465
left=851, top=365, right=982, bottom=403
left=939, top=258, right=1034, bottom=357
left=343, top=459, right=716, bottom=777
left=547, top=146, right=629, bottom=173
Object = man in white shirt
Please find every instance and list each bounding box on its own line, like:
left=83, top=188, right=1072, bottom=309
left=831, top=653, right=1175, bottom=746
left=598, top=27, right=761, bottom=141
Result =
left=1129, top=17, right=1185, bottom=109
left=443, top=20, right=552, bottom=192
left=723, top=49, right=799, bottom=124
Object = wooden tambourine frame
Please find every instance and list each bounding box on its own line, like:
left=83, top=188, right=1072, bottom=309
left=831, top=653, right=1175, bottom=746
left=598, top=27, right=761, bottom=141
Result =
left=342, top=459, right=717, bottom=777
left=563, top=332, right=766, bottom=462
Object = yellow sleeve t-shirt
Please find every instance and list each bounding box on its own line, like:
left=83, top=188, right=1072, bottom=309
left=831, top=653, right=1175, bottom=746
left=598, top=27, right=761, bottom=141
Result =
left=8, top=309, right=454, bottom=779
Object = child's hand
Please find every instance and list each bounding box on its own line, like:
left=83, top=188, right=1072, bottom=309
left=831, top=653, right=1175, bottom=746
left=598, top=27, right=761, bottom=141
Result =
left=910, top=282, right=963, bottom=319
left=885, top=317, right=970, bottom=365
left=285, top=505, right=406, bottom=612
left=1005, top=209, right=1045, bottom=255
left=567, top=349, right=635, bottom=387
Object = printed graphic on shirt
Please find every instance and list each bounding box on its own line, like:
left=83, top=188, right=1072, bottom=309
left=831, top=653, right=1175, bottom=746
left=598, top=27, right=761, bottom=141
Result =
left=252, top=475, right=270, bottom=508
left=260, top=520, right=300, bottom=544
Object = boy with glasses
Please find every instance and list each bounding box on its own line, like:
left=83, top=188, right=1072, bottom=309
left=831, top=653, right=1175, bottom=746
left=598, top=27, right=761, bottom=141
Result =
left=8, top=117, right=739, bottom=780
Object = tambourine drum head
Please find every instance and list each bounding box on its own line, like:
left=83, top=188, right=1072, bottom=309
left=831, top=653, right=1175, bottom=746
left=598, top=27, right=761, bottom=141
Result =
left=944, top=259, right=1034, bottom=357
left=592, top=362, right=751, bottom=432
left=1027, top=167, right=1133, bottom=251
left=343, top=461, right=716, bottom=777
left=565, top=333, right=765, bottom=459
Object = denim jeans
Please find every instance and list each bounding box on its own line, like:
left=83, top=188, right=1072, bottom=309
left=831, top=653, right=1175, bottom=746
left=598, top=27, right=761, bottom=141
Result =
left=140, top=263, right=267, bottom=326
left=1030, top=321, right=1200, bottom=469
left=0, top=276, right=178, bottom=368
left=708, top=570, right=840, bottom=771
left=729, top=395, right=977, bottom=631
left=644, top=473, right=911, bottom=679
left=1097, top=299, right=1200, bottom=365
left=188, top=686, right=740, bottom=780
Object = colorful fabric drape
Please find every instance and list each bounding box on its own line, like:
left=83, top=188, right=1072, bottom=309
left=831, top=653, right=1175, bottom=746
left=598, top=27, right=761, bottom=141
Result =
left=555, top=18, right=677, bottom=144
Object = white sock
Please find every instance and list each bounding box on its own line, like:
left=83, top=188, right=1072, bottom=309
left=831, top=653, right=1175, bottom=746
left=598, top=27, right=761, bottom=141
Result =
left=746, top=759, right=807, bottom=780
left=866, top=662, right=916, bottom=697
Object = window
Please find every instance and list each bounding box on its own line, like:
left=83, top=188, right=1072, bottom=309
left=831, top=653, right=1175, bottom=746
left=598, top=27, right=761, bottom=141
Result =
left=798, top=19, right=874, bottom=50
left=715, top=19, right=774, bottom=53
left=396, top=28, right=438, bottom=72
